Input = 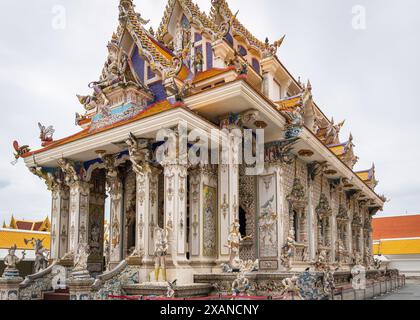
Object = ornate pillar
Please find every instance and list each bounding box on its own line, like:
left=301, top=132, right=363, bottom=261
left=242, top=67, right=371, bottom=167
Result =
left=162, top=160, right=190, bottom=283
left=217, top=126, right=240, bottom=264
left=307, top=179, right=316, bottom=261
left=87, top=172, right=106, bottom=275
left=108, top=175, right=124, bottom=268
left=68, top=181, right=91, bottom=254
left=189, top=165, right=218, bottom=270
left=51, top=183, right=70, bottom=260
left=132, top=164, right=160, bottom=270
left=257, top=163, right=285, bottom=271
left=218, top=164, right=230, bottom=262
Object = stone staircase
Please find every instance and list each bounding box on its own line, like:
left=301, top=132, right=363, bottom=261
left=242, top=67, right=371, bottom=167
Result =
left=43, top=289, right=70, bottom=300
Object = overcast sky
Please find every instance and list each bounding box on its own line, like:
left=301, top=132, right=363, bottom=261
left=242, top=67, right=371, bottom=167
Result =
left=0, top=0, right=419, bottom=224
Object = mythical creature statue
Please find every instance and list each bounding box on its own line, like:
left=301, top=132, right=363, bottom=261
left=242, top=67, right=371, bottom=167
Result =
left=166, top=280, right=177, bottom=298
left=76, top=94, right=98, bottom=112
left=57, top=158, right=80, bottom=185
left=11, top=141, right=30, bottom=165
left=126, top=132, right=150, bottom=175
left=29, top=166, right=59, bottom=191
left=282, top=105, right=304, bottom=139
left=313, top=249, right=329, bottom=271
left=38, top=123, right=55, bottom=147
left=263, top=35, right=285, bottom=58
left=78, top=39, right=129, bottom=110
left=154, top=227, right=169, bottom=282
left=373, top=256, right=382, bottom=270
left=3, top=245, right=25, bottom=277
left=24, top=238, right=49, bottom=273
left=225, top=220, right=252, bottom=270
left=279, top=275, right=303, bottom=300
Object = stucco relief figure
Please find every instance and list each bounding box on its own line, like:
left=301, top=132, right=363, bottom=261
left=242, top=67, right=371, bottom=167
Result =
left=154, top=227, right=169, bottom=282
left=259, top=196, right=278, bottom=247
left=336, top=239, right=347, bottom=267
left=2, top=245, right=25, bottom=277
left=279, top=275, right=303, bottom=300
left=314, top=249, right=328, bottom=271
left=24, top=238, right=49, bottom=273
left=73, top=243, right=90, bottom=273
left=280, top=230, right=296, bottom=270
left=231, top=260, right=257, bottom=297
left=87, top=41, right=129, bottom=107
left=225, top=220, right=252, bottom=270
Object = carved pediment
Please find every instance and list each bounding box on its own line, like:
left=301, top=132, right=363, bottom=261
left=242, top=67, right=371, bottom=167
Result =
left=336, top=204, right=349, bottom=223
left=287, top=178, right=307, bottom=211
left=315, top=193, right=332, bottom=219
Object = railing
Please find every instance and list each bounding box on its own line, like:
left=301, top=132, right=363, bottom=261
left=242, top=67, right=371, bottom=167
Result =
left=107, top=275, right=407, bottom=301
left=19, top=261, right=57, bottom=300
left=331, top=275, right=406, bottom=300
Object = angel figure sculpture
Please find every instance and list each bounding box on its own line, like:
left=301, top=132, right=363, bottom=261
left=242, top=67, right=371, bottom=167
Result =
left=225, top=220, right=252, bottom=270
left=38, top=123, right=55, bottom=147
left=154, top=227, right=169, bottom=282
left=11, top=141, right=30, bottom=165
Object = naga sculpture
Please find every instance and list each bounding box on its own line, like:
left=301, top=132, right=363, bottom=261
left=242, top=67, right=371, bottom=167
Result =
left=11, top=141, right=30, bottom=165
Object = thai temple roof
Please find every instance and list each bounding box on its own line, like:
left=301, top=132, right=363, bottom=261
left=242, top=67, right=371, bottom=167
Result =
left=373, top=215, right=420, bottom=255
left=16, top=0, right=383, bottom=204
left=3, top=215, right=50, bottom=232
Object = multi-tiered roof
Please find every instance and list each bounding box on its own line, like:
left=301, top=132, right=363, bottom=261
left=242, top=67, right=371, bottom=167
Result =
left=18, top=0, right=383, bottom=204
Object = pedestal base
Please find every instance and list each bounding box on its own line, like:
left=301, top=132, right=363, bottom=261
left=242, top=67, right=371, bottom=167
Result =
left=123, top=282, right=212, bottom=298
left=0, top=277, right=23, bottom=300
left=68, top=278, right=95, bottom=300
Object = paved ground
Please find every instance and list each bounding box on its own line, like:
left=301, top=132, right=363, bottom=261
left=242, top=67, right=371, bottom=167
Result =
left=374, top=279, right=420, bottom=300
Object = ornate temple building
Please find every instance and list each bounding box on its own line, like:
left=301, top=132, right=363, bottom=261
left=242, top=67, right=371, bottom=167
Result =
left=4, top=0, right=392, bottom=300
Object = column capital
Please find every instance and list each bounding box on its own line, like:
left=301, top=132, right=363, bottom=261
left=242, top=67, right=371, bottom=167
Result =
left=57, top=158, right=86, bottom=186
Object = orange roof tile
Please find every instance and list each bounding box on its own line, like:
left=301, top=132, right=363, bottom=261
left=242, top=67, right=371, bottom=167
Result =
left=23, top=100, right=174, bottom=158
left=193, top=67, right=234, bottom=83
left=373, top=215, right=420, bottom=240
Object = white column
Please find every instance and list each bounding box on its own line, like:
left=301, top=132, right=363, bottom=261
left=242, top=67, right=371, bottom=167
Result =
left=307, top=180, right=316, bottom=261
left=275, top=164, right=286, bottom=264
left=134, top=166, right=160, bottom=262
left=189, top=165, right=218, bottom=270
left=218, top=164, right=230, bottom=261
left=163, top=163, right=188, bottom=263
left=50, top=184, right=69, bottom=260
left=108, top=178, right=124, bottom=267
left=68, top=181, right=90, bottom=253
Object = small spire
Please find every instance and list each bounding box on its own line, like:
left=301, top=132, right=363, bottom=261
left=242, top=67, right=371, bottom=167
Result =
left=306, top=79, right=312, bottom=91
left=2, top=220, right=6, bottom=228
